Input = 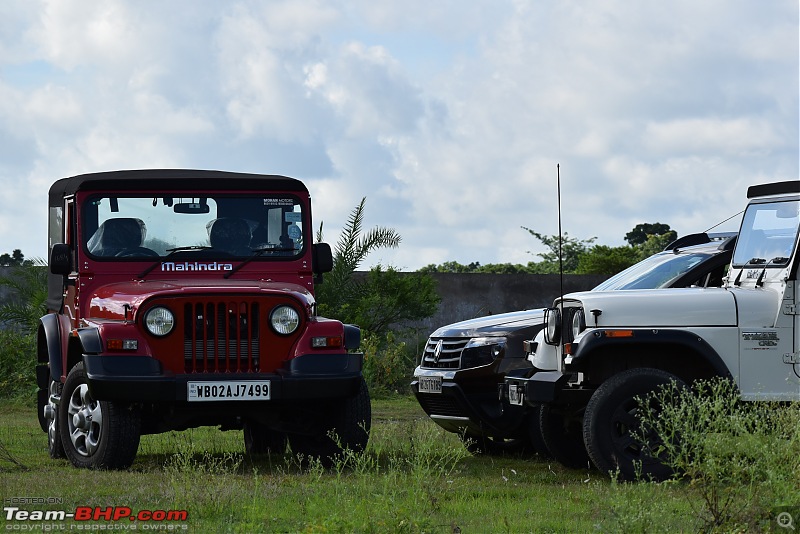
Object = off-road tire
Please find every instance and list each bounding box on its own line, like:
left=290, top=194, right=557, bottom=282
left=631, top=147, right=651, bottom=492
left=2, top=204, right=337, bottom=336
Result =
left=59, top=363, right=141, bottom=470
left=583, top=367, right=685, bottom=481
left=45, top=376, right=66, bottom=459
left=526, top=405, right=551, bottom=458
left=288, top=378, right=371, bottom=464
left=539, top=403, right=590, bottom=469
left=243, top=421, right=287, bottom=455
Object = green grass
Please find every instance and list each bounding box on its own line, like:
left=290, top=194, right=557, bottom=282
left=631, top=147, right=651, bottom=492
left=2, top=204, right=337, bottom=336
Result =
left=0, top=396, right=708, bottom=532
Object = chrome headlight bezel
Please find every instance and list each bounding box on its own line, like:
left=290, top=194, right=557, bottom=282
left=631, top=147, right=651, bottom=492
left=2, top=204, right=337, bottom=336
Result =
left=270, top=305, right=300, bottom=335
left=570, top=308, right=586, bottom=341
left=544, top=307, right=561, bottom=345
left=143, top=306, right=175, bottom=337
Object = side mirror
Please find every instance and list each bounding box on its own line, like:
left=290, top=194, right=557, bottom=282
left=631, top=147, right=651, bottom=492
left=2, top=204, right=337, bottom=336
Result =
left=312, top=243, right=333, bottom=274
left=50, top=243, right=72, bottom=275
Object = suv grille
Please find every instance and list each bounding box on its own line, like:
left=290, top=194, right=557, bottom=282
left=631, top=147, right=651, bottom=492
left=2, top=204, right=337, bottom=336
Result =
left=183, top=301, right=260, bottom=373
left=420, top=337, right=468, bottom=369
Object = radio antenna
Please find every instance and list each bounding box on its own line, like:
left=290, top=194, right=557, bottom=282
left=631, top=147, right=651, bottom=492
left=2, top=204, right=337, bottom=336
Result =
left=557, top=164, right=564, bottom=309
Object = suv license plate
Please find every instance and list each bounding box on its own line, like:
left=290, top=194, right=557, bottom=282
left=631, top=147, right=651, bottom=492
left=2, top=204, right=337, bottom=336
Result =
left=418, top=376, right=442, bottom=394
left=508, top=384, right=523, bottom=406
left=187, top=381, right=271, bottom=402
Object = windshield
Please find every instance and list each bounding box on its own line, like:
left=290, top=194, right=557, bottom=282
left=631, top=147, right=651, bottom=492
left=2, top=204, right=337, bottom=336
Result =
left=82, top=194, right=305, bottom=260
left=732, top=199, right=799, bottom=267
left=593, top=251, right=714, bottom=291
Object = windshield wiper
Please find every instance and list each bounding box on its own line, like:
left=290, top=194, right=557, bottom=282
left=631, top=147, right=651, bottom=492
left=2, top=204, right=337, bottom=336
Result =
left=223, top=246, right=297, bottom=279
left=733, top=258, right=766, bottom=286
left=138, top=246, right=212, bottom=278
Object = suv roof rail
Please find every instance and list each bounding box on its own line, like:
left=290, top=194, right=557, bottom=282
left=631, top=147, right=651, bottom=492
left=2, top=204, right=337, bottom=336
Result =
left=665, top=231, right=738, bottom=252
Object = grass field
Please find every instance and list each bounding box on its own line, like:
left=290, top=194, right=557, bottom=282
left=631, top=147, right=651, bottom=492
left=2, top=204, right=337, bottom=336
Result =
left=0, top=395, right=770, bottom=533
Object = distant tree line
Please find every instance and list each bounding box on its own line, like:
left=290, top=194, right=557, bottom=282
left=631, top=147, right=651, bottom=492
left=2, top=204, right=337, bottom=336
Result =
left=0, top=249, right=27, bottom=267
left=419, top=223, right=677, bottom=276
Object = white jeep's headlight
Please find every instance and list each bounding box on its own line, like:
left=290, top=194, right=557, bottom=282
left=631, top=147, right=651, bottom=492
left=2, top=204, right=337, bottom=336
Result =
left=144, top=306, right=175, bottom=336
left=571, top=308, right=586, bottom=341
left=270, top=305, right=300, bottom=335
left=544, top=307, right=561, bottom=345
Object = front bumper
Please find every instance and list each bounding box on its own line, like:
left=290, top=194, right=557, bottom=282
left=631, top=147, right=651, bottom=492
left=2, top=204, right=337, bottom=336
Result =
left=412, top=368, right=527, bottom=438
left=502, top=371, right=593, bottom=407
left=83, top=352, right=364, bottom=403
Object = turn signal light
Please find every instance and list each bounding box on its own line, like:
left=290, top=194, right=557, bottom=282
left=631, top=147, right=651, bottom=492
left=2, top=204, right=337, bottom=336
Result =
left=604, top=330, right=634, bottom=338
left=107, top=339, right=138, bottom=350
left=311, top=336, right=343, bottom=349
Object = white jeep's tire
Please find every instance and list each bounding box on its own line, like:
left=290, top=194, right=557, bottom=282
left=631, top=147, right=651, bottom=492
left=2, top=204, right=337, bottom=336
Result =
left=583, top=367, right=684, bottom=481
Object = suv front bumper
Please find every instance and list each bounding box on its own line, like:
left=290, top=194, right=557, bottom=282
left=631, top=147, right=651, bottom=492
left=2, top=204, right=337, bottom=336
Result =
left=83, top=352, right=364, bottom=403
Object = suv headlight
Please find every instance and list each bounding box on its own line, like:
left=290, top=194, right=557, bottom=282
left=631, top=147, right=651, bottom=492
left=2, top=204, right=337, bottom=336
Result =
left=270, top=305, right=300, bottom=335
left=544, top=307, right=561, bottom=345
left=570, top=308, right=586, bottom=341
left=144, top=306, right=175, bottom=337
left=462, top=337, right=506, bottom=368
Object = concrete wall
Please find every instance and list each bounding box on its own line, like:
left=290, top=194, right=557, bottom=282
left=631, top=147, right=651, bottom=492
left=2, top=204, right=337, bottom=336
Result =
left=404, top=272, right=607, bottom=337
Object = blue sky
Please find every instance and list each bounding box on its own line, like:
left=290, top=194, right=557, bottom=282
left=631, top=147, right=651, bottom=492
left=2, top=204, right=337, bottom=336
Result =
left=0, top=0, right=797, bottom=269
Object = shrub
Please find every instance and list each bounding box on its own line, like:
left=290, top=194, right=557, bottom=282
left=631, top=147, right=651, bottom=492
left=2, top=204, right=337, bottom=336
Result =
left=634, top=378, right=800, bottom=531
left=0, top=330, right=36, bottom=400
left=361, top=331, right=417, bottom=396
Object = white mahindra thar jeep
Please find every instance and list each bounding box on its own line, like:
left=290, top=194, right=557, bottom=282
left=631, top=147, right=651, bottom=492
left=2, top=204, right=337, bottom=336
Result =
left=507, top=180, right=800, bottom=479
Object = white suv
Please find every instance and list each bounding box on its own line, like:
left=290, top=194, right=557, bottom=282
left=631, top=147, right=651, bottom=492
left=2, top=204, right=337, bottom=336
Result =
left=506, top=180, right=800, bottom=479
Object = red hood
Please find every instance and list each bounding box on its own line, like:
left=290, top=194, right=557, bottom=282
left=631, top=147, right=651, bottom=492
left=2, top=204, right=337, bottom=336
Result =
left=88, top=279, right=314, bottom=320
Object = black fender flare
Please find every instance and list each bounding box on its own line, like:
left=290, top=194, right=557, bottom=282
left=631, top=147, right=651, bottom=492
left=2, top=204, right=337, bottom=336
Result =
left=37, top=314, right=64, bottom=385
left=76, top=327, right=103, bottom=355
left=344, top=324, right=361, bottom=351
left=569, top=328, right=733, bottom=380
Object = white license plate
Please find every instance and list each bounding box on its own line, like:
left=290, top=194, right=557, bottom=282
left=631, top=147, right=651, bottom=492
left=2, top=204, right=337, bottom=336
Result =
left=418, top=376, right=442, bottom=394
left=187, top=381, right=271, bottom=402
left=508, top=384, right=524, bottom=406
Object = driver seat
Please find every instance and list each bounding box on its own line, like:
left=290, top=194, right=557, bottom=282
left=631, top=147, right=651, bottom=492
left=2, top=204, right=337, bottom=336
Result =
left=87, top=218, right=147, bottom=257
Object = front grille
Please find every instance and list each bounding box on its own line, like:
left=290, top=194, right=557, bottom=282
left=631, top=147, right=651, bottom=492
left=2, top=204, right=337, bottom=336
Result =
left=183, top=301, right=260, bottom=373
left=420, top=337, right=468, bottom=369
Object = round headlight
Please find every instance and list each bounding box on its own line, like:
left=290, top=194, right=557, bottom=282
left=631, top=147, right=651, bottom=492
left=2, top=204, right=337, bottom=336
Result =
left=544, top=307, right=561, bottom=345
left=571, top=308, right=586, bottom=341
left=270, top=305, right=300, bottom=335
left=144, top=306, right=175, bottom=337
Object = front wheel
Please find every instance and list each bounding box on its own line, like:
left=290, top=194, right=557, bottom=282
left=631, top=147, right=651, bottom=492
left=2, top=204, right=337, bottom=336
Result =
left=288, top=378, right=371, bottom=464
left=59, top=363, right=141, bottom=470
left=539, top=403, right=590, bottom=469
left=583, top=367, right=685, bottom=481
left=460, top=433, right=530, bottom=456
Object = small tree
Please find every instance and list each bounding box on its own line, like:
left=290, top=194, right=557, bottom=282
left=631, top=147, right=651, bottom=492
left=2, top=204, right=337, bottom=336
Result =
left=0, top=258, right=48, bottom=335
left=521, top=227, right=596, bottom=273
left=625, top=223, right=674, bottom=246
left=576, top=245, right=640, bottom=275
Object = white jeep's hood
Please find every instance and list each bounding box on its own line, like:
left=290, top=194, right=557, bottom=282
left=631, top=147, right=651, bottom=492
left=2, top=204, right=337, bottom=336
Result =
left=562, top=287, right=743, bottom=328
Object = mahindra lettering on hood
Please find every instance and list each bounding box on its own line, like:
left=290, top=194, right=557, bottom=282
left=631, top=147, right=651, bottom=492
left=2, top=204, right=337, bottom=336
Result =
left=36, top=169, right=370, bottom=469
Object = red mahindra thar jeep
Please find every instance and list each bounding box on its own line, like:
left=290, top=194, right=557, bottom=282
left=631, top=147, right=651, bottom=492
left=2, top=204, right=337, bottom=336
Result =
left=35, top=169, right=369, bottom=469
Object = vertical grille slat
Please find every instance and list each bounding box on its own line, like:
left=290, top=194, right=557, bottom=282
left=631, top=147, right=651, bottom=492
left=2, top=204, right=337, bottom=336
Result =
left=183, top=300, right=260, bottom=373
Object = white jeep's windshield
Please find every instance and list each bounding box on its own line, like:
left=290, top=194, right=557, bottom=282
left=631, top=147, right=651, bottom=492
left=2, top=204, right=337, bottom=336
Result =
left=82, top=194, right=305, bottom=260
left=733, top=199, right=799, bottom=268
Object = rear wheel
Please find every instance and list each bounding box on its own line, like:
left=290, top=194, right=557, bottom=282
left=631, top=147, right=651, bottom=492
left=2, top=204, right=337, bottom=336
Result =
left=59, top=363, right=141, bottom=470
left=44, top=377, right=65, bottom=459
left=539, top=403, right=590, bottom=469
left=288, top=378, right=371, bottom=464
left=583, top=367, right=684, bottom=481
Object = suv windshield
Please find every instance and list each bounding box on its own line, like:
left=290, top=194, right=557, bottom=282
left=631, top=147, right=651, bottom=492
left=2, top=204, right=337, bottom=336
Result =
left=82, top=194, right=305, bottom=259
left=733, top=199, right=799, bottom=268
left=593, top=251, right=715, bottom=291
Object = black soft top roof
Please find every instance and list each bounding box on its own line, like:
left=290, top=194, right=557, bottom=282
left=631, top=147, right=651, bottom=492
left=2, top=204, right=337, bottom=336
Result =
left=49, top=169, right=307, bottom=207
